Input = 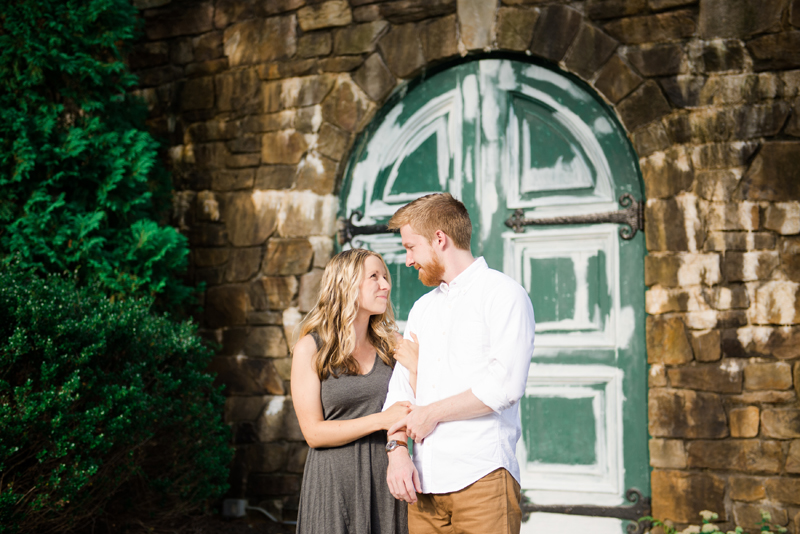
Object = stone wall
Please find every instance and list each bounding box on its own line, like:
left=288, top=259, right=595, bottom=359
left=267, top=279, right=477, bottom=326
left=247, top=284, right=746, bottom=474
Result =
left=130, top=0, right=800, bottom=528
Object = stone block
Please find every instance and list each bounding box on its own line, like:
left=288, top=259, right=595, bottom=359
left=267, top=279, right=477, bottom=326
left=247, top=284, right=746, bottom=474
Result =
left=603, top=9, right=697, bottom=44
left=379, top=23, right=425, bottom=79
left=747, top=31, right=800, bottom=72
left=710, top=285, right=750, bottom=310
left=308, top=236, right=334, bottom=268
left=283, top=307, right=303, bottom=348
left=255, top=166, right=296, bottom=190
left=765, top=203, right=800, bottom=235
left=723, top=252, right=779, bottom=282
left=259, top=59, right=318, bottom=82
left=353, top=53, right=396, bottom=102
left=649, top=0, right=696, bottom=9
left=704, top=231, right=775, bottom=252
left=213, top=0, right=253, bottom=27
left=754, top=282, right=800, bottom=325
left=496, top=8, right=540, bottom=52
left=420, top=14, right=459, bottom=62
left=786, top=440, right=800, bottom=473
left=189, top=223, right=228, bottom=247
left=687, top=439, right=783, bottom=473
left=186, top=120, right=239, bottom=143
left=227, top=136, right=261, bottom=154
left=246, top=442, right=290, bottom=473
left=129, top=42, right=169, bottom=70
left=660, top=75, right=708, bottom=108
left=206, top=285, right=249, bottom=327
left=297, top=0, right=352, bottom=31
left=735, top=102, right=791, bottom=139
left=227, top=153, right=262, bottom=168
left=724, top=326, right=800, bottom=360
left=587, top=0, right=647, bottom=19
left=224, top=17, right=296, bottom=67
left=730, top=391, right=797, bottom=404
left=730, top=475, right=767, bottom=501
left=224, top=395, right=271, bottom=423
left=645, top=197, right=703, bottom=252
left=631, top=121, right=671, bottom=157
left=647, top=315, right=694, bottom=365
left=248, top=310, right=283, bottom=325
left=649, top=439, right=687, bottom=469
left=378, top=0, right=457, bottom=24
left=316, top=122, right=351, bottom=161
left=641, top=147, right=694, bottom=199
left=765, top=477, right=800, bottom=505
left=321, top=79, right=373, bottom=132
left=287, top=443, right=310, bottom=473
left=740, top=142, right=800, bottom=201
left=530, top=6, right=583, bottom=62
left=650, top=470, right=726, bottom=523
left=195, top=267, right=225, bottom=286
left=695, top=169, right=741, bottom=201
left=225, top=247, right=263, bottom=283
left=782, top=237, right=800, bottom=282
left=707, top=202, right=759, bottom=231
left=353, top=5, right=380, bottom=22
left=221, top=191, right=281, bottom=247
left=699, top=39, right=746, bottom=73
left=667, top=363, right=742, bottom=393
left=298, top=31, right=332, bottom=58
left=620, top=81, right=674, bottom=132
left=215, top=68, right=260, bottom=113
left=259, top=276, right=298, bottom=310
left=333, top=21, right=388, bottom=55
left=595, top=56, right=643, bottom=105
left=648, top=389, right=728, bottom=439
left=699, top=0, right=784, bottom=39
left=282, top=75, right=337, bottom=109
left=264, top=238, right=314, bottom=276
left=261, top=0, right=305, bottom=16
left=212, top=169, right=256, bottom=191
left=787, top=97, right=800, bottom=137
left=734, top=504, right=788, bottom=529
left=318, top=56, right=365, bottom=72
left=761, top=409, right=800, bottom=439
left=273, top=357, right=293, bottom=381
left=277, top=192, right=337, bottom=237
left=196, top=190, right=221, bottom=222
left=627, top=42, right=685, bottom=77
left=262, top=130, right=309, bottom=165
left=144, top=3, right=214, bottom=40
left=650, top=364, right=668, bottom=387
left=692, top=330, right=721, bottom=362
left=193, top=31, right=223, bottom=62
left=255, top=395, right=305, bottom=442
left=244, top=326, right=289, bottom=357
left=137, top=64, right=182, bottom=87
left=295, top=106, right=322, bottom=133
left=195, top=248, right=230, bottom=268
left=170, top=37, right=193, bottom=65
left=729, top=406, right=760, bottom=438
left=688, top=108, right=737, bottom=143
left=295, top=153, right=338, bottom=195
left=298, top=269, right=324, bottom=312
left=457, top=0, right=496, bottom=50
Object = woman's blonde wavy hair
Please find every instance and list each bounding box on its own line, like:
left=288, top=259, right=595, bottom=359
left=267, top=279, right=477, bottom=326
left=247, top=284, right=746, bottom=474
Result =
left=297, top=248, right=399, bottom=380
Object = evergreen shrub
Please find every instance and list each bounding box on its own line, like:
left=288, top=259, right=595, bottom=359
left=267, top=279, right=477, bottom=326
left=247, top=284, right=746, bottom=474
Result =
left=0, top=264, right=232, bottom=534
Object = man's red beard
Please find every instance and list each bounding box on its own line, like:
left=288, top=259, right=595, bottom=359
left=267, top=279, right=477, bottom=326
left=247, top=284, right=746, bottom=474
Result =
left=416, top=252, right=445, bottom=287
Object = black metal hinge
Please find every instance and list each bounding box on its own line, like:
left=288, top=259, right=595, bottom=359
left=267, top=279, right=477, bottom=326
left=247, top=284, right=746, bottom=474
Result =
left=521, top=488, right=651, bottom=534
left=505, top=193, right=644, bottom=240
left=337, top=210, right=392, bottom=246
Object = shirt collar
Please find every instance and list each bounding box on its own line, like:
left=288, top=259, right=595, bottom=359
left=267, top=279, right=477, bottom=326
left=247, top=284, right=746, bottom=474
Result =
left=438, top=257, right=487, bottom=296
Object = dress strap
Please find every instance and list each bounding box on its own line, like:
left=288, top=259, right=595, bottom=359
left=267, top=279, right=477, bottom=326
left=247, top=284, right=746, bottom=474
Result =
left=310, top=331, right=322, bottom=351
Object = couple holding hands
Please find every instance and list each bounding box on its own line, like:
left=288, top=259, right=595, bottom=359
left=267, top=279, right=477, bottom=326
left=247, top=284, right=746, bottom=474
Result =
left=291, top=193, right=536, bottom=534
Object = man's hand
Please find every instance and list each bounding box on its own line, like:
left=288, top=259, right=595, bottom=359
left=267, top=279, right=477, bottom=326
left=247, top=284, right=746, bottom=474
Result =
left=388, top=404, right=439, bottom=443
left=386, top=448, right=421, bottom=503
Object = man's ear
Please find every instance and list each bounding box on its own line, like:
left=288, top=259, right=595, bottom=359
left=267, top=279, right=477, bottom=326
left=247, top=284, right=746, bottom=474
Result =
left=432, top=230, right=448, bottom=251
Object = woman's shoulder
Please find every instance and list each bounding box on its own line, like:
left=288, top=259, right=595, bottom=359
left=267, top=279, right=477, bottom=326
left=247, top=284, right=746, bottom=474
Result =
left=294, top=333, right=320, bottom=358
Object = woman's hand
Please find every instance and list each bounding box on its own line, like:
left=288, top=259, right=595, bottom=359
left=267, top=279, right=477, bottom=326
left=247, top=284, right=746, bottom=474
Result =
left=394, top=332, right=419, bottom=374
left=381, top=401, right=412, bottom=430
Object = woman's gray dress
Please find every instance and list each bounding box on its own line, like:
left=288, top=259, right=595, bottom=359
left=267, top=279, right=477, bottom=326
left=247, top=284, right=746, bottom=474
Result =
left=296, top=340, right=408, bottom=534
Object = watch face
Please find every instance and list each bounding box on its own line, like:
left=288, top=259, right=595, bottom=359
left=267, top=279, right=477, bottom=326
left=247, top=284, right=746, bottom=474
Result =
left=385, top=440, right=397, bottom=452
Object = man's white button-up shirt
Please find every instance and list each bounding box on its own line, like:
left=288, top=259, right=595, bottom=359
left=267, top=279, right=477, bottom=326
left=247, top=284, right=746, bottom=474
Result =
left=383, top=257, right=536, bottom=494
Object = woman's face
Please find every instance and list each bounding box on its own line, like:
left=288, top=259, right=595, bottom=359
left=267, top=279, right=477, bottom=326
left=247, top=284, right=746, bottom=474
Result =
left=357, top=255, right=391, bottom=316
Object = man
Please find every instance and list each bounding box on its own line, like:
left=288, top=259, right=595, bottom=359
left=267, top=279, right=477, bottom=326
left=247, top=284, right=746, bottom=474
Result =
left=382, top=193, right=536, bottom=534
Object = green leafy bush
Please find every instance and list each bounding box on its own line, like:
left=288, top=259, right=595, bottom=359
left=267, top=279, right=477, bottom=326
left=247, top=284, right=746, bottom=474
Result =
left=0, top=264, right=231, bottom=533
left=0, top=0, right=192, bottom=310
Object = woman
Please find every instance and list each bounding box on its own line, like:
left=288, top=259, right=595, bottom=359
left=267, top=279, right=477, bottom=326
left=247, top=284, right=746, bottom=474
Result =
left=291, top=249, right=414, bottom=534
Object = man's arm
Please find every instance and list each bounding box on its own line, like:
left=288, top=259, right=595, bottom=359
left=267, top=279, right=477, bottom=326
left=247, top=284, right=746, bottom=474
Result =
left=388, top=389, right=491, bottom=442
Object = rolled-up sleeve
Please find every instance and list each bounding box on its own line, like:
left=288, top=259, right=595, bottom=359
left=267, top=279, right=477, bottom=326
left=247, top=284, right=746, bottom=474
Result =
left=382, top=314, right=418, bottom=411
left=470, top=283, right=535, bottom=413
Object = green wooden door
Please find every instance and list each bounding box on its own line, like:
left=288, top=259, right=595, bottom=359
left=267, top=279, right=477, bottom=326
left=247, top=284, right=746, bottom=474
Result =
left=339, top=59, right=648, bottom=534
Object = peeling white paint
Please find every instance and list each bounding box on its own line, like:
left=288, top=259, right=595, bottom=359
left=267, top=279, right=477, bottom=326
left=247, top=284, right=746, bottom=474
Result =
left=592, top=116, right=613, bottom=135
left=678, top=254, right=720, bottom=286
left=283, top=306, right=303, bottom=348
left=755, top=281, right=799, bottom=325
left=281, top=77, right=301, bottom=109
left=265, top=396, right=285, bottom=417
left=299, top=152, right=325, bottom=175
left=676, top=193, right=700, bottom=252
left=771, top=202, right=800, bottom=234
left=252, top=189, right=285, bottom=214
left=618, top=306, right=635, bottom=350
left=737, top=325, right=773, bottom=347
left=716, top=287, right=733, bottom=309
left=684, top=310, right=718, bottom=330
left=224, top=30, right=240, bottom=59
left=719, top=359, right=743, bottom=374
left=649, top=364, right=664, bottom=377
left=742, top=252, right=760, bottom=281
left=645, top=287, right=670, bottom=315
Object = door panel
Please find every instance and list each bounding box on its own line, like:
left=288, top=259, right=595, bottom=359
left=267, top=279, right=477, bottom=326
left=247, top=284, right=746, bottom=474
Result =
left=339, top=59, right=647, bottom=533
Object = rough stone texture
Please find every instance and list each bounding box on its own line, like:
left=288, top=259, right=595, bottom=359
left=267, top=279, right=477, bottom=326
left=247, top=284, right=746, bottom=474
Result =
left=563, top=23, right=619, bottom=81
left=496, top=8, right=540, bottom=52
left=224, top=17, right=297, bottom=67
left=603, top=9, right=697, bottom=44
left=699, top=0, right=786, bottom=39
left=744, top=362, right=793, bottom=390
left=699, top=39, right=746, bottom=73
left=723, top=252, right=780, bottom=282
left=740, top=142, right=800, bottom=201
left=298, top=32, right=333, bottom=58
left=379, top=23, right=425, bottom=78
left=458, top=0, right=496, bottom=51
left=627, top=42, right=684, bottom=77
left=263, top=238, right=314, bottom=276
left=651, top=470, right=726, bottom=523
left=747, top=31, right=800, bottom=72
left=221, top=191, right=280, bottom=247
left=729, top=475, right=767, bottom=501
left=734, top=504, right=789, bottom=529
left=145, top=3, right=214, bottom=40
left=667, top=363, right=742, bottom=393
left=617, top=81, right=673, bottom=131
left=205, top=285, right=249, bottom=327
left=594, top=55, right=643, bottom=104
left=766, top=477, right=800, bottom=505
left=649, top=438, right=688, bottom=468
left=377, top=0, right=456, bottom=24
left=641, top=147, right=694, bottom=199
left=686, top=440, right=783, bottom=473
left=297, top=1, right=353, bottom=31
left=786, top=440, right=800, bottom=473
left=420, top=15, right=459, bottom=62
left=765, top=203, right=800, bottom=235
left=353, top=53, right=396, bottom=102
left=647, top=315, right=694, bottom=365
left=729, top=406, right=760, bottom=438
left=529, top=6, right=582, bottom=62
left=322, top=79, right=373, bottom=132
left=587, top=0, right=647, bottom=20
left=333, top=21, right=388, bottom=55
left=226, top=247, right=263, bottom=282
left=646, top=197, right=703, bottom=252
left=692, top=330, right=721, bottom=362
left=761, top=409, right=800, bottom=439
left=649, top=389, right=729, bottom=439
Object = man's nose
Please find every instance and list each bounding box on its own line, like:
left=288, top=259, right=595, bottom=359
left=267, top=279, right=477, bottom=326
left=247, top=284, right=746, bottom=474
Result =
left=405, top=254, right=413, bottom=267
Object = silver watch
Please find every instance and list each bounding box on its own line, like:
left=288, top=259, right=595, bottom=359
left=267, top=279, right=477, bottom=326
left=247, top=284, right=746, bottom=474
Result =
left=385, top=439, right=408, bottom=453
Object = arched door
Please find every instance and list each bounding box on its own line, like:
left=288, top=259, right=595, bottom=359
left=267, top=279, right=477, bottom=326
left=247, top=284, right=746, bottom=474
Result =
left=339, top=58, right=648, bottom=534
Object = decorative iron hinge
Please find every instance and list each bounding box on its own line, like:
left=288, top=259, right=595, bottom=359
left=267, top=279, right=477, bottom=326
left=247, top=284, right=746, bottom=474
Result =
left=521, top=488, right=651, bottom=534
left=505, top=193, right=644, bottom=240
left=337, top=210, right=392, bottom=246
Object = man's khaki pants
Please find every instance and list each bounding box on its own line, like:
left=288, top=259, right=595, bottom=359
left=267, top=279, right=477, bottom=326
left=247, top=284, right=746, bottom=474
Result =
left=408, top=468, right=522, bottom=534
